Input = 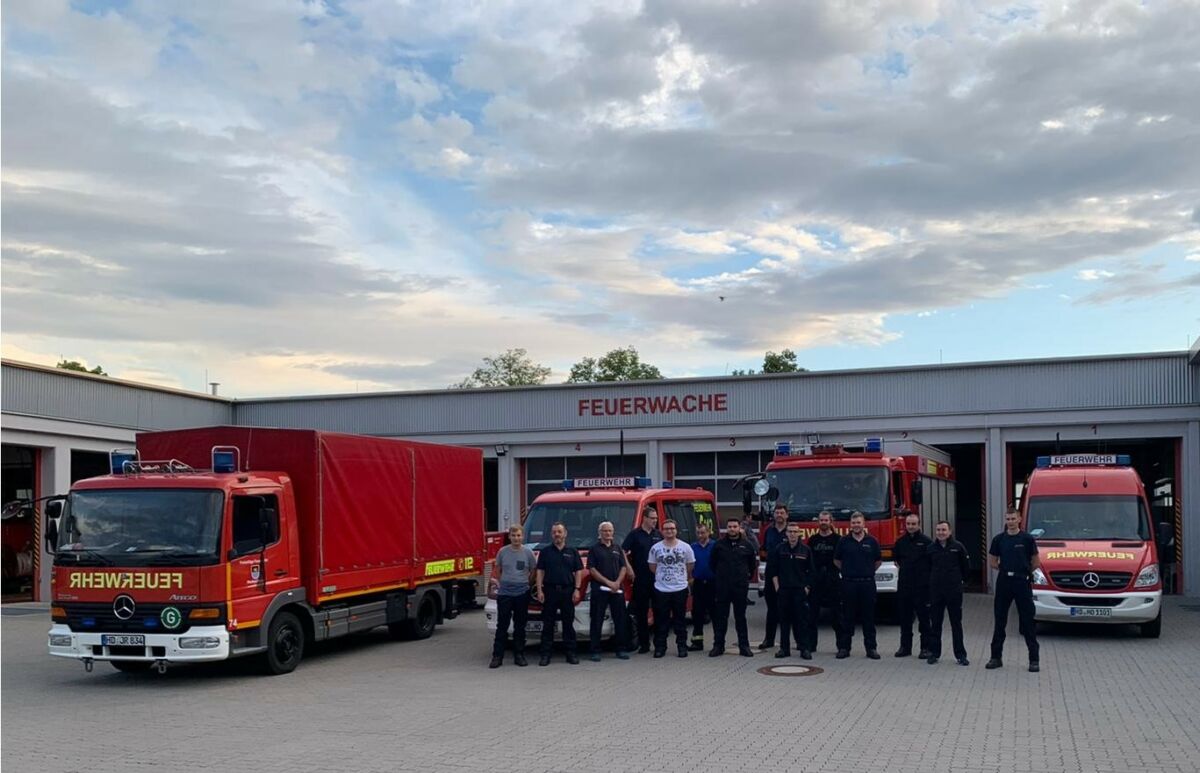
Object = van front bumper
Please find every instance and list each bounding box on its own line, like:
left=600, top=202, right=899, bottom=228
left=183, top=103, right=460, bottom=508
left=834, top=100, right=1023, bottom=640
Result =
left=48, top=624, right=231, bottom=663
left=484, top=597, right=615, bottom=640
left=1033, top=590, right=1161, bottom=624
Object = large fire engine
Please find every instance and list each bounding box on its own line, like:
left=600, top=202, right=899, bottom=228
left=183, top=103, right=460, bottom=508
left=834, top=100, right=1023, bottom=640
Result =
left=745, top=438, right=957, bottom=594
left=1022, top=454, right=1165, bottom=637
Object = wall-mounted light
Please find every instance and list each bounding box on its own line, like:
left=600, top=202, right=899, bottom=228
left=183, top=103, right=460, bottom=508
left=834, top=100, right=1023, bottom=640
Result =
left=805, top=433, right=821, bottom=445
left=494, top=444, right=510, bottom=457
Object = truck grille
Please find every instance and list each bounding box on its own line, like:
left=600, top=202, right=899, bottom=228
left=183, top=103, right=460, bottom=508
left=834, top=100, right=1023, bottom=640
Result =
left=1055, top=596, right=1124, bottom=607
left=1050, top=571, right=1131, bottom=591
left=62, top=602, right=201, bottom=634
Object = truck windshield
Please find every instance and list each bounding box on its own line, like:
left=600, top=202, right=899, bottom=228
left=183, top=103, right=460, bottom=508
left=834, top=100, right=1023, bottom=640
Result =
left=57, top=489, right=224, bottom=564
left=765, top=466, right=891, bottom=520
left=1026, top=495, right=1150, bottom=541
left=523, top=501, right=638, bottom=550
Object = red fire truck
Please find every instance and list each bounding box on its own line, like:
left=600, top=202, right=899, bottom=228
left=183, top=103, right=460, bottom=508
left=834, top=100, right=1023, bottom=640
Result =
left=1022, top=453, right=1165, bottom=637
left=45, top=427, right=484, bottom=675
left=485, top=477, right=717, bottom=641
left=746, top=438, right=956, bottom=595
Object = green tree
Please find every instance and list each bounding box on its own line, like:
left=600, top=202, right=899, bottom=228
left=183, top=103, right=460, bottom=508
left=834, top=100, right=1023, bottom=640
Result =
left=455, top=348, right=551, bottom=388
left=567, top=346, right=663, bottom=383
left=762, top=348, right=805, bottom=373
left=56, top=359, right=107, bottom=376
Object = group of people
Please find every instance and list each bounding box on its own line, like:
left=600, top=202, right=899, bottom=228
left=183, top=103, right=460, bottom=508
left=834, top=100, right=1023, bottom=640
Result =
left=490, top=504, right=1042, bottom=673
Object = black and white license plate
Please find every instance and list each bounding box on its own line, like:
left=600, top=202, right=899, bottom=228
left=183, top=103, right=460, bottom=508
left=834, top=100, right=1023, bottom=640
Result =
left=1069, top=607, right=1113, bottom=618
left=525, top=621, right=543, bottom=633
left=102, top=634, right=146, bottom=647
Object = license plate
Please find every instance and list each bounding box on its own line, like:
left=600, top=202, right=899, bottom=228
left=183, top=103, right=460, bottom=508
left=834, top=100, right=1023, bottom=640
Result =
left=1069, top=607, right=1113, bottom=618
left=525, top=621, right=543, bottom=633
left=102, top=634, right=146, bottom=647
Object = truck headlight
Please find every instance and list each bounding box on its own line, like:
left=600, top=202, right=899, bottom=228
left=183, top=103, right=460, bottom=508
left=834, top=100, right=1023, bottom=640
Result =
left=178, top=636, right=222, bottom=649
left=49, top=633, right=73, bottom=647
left=1134, top=565, right=1159, bottom=588
left=1031, top=568, right=1048, bottom=586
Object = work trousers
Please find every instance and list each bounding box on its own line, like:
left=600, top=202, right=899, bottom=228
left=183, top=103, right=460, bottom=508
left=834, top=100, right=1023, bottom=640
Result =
left=897, top=584, right=932, bottom=653
left=588, top=588, right=628, bottom=655
left=928, top=587, right=966, bottom=660
left=539, top=585, right=577, bottom=655
left=492, top=591, right=530, bottom=658
left=711, top=585, right=750, bottom=649
left=631, top=577, right=654, bottom=649
left=652, top=588, right=689, bottom=652
left=839, top=578, right=878, bottom=651
left=806, top=573, right=845, bottom=651
left=777, top=586, right=811, bottom=654
left=690, top=579, right=715, bottom=642
left=991, top=575, right=1039, bottom=661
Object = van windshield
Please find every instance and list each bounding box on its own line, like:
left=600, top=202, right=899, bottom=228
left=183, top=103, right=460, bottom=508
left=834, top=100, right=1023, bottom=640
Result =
left=1026, top=495, right=1150, bottom=541
left=523, top=501, right=638, bottom=550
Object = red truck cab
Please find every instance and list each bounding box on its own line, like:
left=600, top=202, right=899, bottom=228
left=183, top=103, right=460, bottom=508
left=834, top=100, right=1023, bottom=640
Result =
left=1023, top=454, right=1163, bottom=637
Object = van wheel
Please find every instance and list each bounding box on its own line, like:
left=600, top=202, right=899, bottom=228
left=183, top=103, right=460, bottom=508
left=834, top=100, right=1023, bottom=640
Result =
left=263, top=611, right=305, bottom=675
left=393, top=594, right=438, bottom=640
left=1140, top=612, right=1162, bottom=639
left=111, top=660, right=153, bottom=673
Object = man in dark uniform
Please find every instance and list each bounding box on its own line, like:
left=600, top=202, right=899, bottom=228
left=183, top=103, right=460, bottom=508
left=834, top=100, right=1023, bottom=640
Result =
left=689, top=523, right=716, bottom=651
left=806, top=510, right=844, bottom=654
left=987, top=508, right=1041, bottom=672
left=586, top=521, right=631, bottom=662
left=768, top=522, right=813, bottom=659
left=833, top=512, right=882, bottom=659
left=757, top=503, right=791, bottom=650
left=535, top=522, right=585, bottom=666
left=893, top=513, right=933, bottom=658
left=709, top=516, right=757, bottom=657
left=927, top=519, right=970, bottom=666
left=621, top=507, right=661, bottom=654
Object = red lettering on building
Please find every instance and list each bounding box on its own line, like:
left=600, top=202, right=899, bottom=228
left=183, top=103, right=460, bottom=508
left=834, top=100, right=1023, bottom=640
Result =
left=577, top=393, right=730, bottom=416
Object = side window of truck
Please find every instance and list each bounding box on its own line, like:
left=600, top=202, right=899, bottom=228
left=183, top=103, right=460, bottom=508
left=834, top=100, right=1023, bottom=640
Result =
left=663, top=500, right=699, bottom=544
left=231, top=494, right=280, bottom=556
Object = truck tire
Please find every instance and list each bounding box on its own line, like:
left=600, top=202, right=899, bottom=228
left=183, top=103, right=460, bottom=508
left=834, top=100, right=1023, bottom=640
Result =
left=110, top=660, right=153, bottom=673
left=1140, top=611, right=1162, bottom=639
left=263, top=611, right=305, bottom=675
left=393, top=593, right=438, bottom=640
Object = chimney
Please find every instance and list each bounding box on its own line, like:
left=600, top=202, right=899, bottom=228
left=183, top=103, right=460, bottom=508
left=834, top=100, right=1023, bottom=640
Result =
left=209, top=382, right=220, bottom=396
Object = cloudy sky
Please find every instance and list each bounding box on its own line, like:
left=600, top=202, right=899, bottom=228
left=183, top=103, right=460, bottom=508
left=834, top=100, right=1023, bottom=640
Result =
left=3, top=0, right=1198, bottom=396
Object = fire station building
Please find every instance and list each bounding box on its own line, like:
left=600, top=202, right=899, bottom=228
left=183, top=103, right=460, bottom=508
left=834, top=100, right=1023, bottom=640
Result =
left=3, top=343, right=1199, bottom=602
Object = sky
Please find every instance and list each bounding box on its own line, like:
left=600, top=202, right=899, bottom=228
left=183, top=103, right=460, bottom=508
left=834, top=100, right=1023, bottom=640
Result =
left=2, top=0, right=1198, bottom=397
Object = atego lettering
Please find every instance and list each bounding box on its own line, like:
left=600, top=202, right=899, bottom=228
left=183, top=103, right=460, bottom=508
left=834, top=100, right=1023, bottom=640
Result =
left=68, top=572, right=185, bottom=590
left=578, top=393, right=729, bottom=417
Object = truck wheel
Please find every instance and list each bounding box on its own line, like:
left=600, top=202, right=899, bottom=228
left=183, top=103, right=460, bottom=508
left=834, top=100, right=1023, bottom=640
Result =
left=263, top=611, right=305, bottom=675
left=393, top=593, right=438, bottom=640
left=111, top=660, right=153, bottom=673
left=1140, top=611, right=1162, bottom=639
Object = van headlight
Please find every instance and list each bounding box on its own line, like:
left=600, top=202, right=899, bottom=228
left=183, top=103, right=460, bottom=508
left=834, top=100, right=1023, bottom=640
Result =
left=1031, top=568, right=1048, bottom=586
left=49, top=633, right=73, bottom=647
left=178, top=636, right=222, bottom=649
left=1134, top=565, right=1159, bottom=588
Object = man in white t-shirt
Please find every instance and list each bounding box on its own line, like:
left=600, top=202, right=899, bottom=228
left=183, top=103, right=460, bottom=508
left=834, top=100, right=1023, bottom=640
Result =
left=648, top=519, right=696, bottom=658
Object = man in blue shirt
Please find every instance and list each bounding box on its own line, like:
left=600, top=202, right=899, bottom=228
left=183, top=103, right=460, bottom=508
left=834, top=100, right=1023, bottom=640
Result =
left=689, top=523, right=716, bottom=651
left=833, top=512, right=882, bottom=659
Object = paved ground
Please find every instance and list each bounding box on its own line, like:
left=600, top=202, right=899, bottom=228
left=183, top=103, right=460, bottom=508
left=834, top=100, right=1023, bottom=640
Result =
left=3, top=595, right=1199, bottom=773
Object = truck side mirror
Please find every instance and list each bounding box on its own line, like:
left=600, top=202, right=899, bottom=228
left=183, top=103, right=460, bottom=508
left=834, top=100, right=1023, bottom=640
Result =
left=741, top=483, right=752, bottom=516
left=1157, top=521, right=1173, bottom=548
left=45, top=517, right=59, bottom=554
left=910, top=479, right=923, bottom=505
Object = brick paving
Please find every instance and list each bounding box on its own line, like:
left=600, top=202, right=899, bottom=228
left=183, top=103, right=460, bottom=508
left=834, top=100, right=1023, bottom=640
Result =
left=3, top=595, right=1198, bottom=772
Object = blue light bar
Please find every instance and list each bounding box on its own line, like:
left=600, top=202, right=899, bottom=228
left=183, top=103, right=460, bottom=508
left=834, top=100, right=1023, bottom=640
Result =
left=110, top=452, right=136, bottom=475
left=82, top=617, right=96, bottom=627
left=864, top=437, right=884, bottom=453
left=1036, top=456, right=1051, bottom=468
left=661, top=481, right=675, bottom=489
left=143, top=617, right=158, bottom=629
left=212, top=450, right=236, bottom=473
left=775, top=440, right=792, bottom=456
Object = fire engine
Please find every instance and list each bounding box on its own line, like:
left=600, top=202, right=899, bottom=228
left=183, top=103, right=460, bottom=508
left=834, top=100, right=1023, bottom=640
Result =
left=1022, top=454, right=1165, bottom=637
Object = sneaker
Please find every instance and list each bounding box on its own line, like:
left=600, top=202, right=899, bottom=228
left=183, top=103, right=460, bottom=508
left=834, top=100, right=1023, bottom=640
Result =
left=709, top=646, right=724, bottom=658
left=738, top=646, right=754, bottom=658
left=514, top=653, right=528, bottom=667
left=835, top=650, right=850, bottom=659
left=774, top=649, right=790, bottom=658
left=866, top=650, right=881, bottom=660
left=565, top=653, right=579, bottom=665
left=757, top=641, right=774, bottom=651
left=538, top=655, right=551, bottom=667
left=688, top=640, right=705, bottom=652
left=653, top=649, right=666, bottom=658
left=985, top=658, right=1003, bottom=669
left=800, top=650, right=812, bottom=660
left=1028, top=661, right=1040, bottom=673
left=956, top=657, right=969, bottom=667
left=894, top=649, right=912, bottom=658
left=616, top=651, right=630, bottom=660
left=589, top=653, right=602, bottom=662
left=489, top=656, right=502, bottom=669
left=926, top=656, right=938, bottom=665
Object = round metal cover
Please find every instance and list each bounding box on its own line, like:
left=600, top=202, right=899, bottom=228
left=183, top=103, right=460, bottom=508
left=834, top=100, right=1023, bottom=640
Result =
left=757, top=664, right=824, bottom=677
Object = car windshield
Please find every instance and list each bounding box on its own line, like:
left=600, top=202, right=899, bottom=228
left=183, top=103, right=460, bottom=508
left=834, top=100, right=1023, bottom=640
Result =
left=765, top=466, right=891, bottom=520
left=523, top=501, right=638, bottom=549
left=57, top=489, right=224, bottom=564
left=1026, top=495, right=1150, bottom=541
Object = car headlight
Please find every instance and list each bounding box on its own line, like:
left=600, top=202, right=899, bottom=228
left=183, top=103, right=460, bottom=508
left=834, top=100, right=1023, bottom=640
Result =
left=1031, top=568, right=1048, bottom=586
left=178, top=636, right=222, bottom=649
left=49, top=633, right=73, bottom=647
left=1134, top=564, right=1159, bottom=588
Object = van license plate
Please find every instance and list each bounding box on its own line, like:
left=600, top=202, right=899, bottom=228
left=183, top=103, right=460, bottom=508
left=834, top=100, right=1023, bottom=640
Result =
left=1069, top=608, right=1112, bottom=618
left=102, top=634, right=146, bottom=646
left=525, top=621, right=543, bottom=633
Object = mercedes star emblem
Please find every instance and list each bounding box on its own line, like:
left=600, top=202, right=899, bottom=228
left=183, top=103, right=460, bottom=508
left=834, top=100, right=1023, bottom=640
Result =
left=1082, top=572, right=1101, bottom=589
left=113, top=594, right=136, bottom=620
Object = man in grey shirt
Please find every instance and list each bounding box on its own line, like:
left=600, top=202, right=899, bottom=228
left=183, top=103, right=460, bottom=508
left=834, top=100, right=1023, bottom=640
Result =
left=491, top=525, right=536, bottom=668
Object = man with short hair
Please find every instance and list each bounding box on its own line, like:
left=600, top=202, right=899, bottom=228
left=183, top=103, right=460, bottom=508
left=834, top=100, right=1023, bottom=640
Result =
left=622, top=507, right=662, bottom=654
left=987, top=508, right=1041, bottom=672
left=758, top=503, right=791, bottom=650
left=709, top=517, right=757, bottom=657
left=587, top=521, right=632, bottom=662
left=833, top=512, right=882, bottom=659
left=490, top=524, right=536, bottom=668
left=535, top=523, right=585, bottom=666
left=688, top=523, right=716, bottom=652
left=927, top=520, right=970, bottom=666
left=805, top=510, right=844, bottom=653
left=894, top=513, right=933, bottom=658
left=648, top=519, right=695, bottom=658
left=769, top=522, right=813, bottom=659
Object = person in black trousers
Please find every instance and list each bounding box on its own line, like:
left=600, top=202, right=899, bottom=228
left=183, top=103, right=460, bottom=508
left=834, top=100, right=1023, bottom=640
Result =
left=927, top=520, right=970, bottom=666
left=893, top=513, right=933, bottom=658
left=769, top=522, right=813, bottom=659
left=757, top=503, right=792, bottom=650
left=535, top=522, right=585, bottom=666
left=586, top=521, right=631, bottom=662
left=688, top=523, right=717, bottom=651
left=987, top=508, right=1041, bottom=672
left=709, top=517, right=757, bottom=657
left=806, top=510, right=845, bottom=653
left=621, top=507, right=662, bottom=654
left=833, top=512, right=882, bottom=659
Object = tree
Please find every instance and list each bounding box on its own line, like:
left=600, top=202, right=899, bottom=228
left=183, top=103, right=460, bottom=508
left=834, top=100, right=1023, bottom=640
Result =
left=567, top=346, right=663, bottom=383
left=56, top=359, right=107, bottom=376
left=762, top=348, right=806, bottom=373
left=454, top=348, right=551, bottom=388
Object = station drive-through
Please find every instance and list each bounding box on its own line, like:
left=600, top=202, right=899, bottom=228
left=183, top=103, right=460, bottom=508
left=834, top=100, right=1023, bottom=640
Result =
left=4, top=595, right=1199, bottom=773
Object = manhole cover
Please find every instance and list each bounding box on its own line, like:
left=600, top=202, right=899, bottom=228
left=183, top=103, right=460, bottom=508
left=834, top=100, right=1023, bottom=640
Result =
left=757, top=664, right=824, bottom=677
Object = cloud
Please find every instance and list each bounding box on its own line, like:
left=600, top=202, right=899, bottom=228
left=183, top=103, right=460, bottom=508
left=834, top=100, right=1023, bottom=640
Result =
left=1077, top=269, right=1117, bottom=281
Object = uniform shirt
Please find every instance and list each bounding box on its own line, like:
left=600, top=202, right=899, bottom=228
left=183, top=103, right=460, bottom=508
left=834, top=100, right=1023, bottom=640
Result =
left=648, top=540, right=695, bottom=593
left=691, top=540, right=716, bottom=582
left=710, top=534, right=757, bottom=588
left=586, top=540, right=627, bottom=591
left=536, top=543, right=583, bottom=587
left=990, top=530, right=1038, bottom=575
left=769, top=539, right=813, bottom=590
left=807, top=531, right=841, bottom=576
left=762, top=524, right=788, bottom=581
left=833, top=532, right=882, bottom=579
left=494, top=544, right=536, bottom=597
left=622, top=527, right=662, bottom=582
left=894, top=531, right=933, bottom=590
left=928, top=539, right=970, bottom=587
